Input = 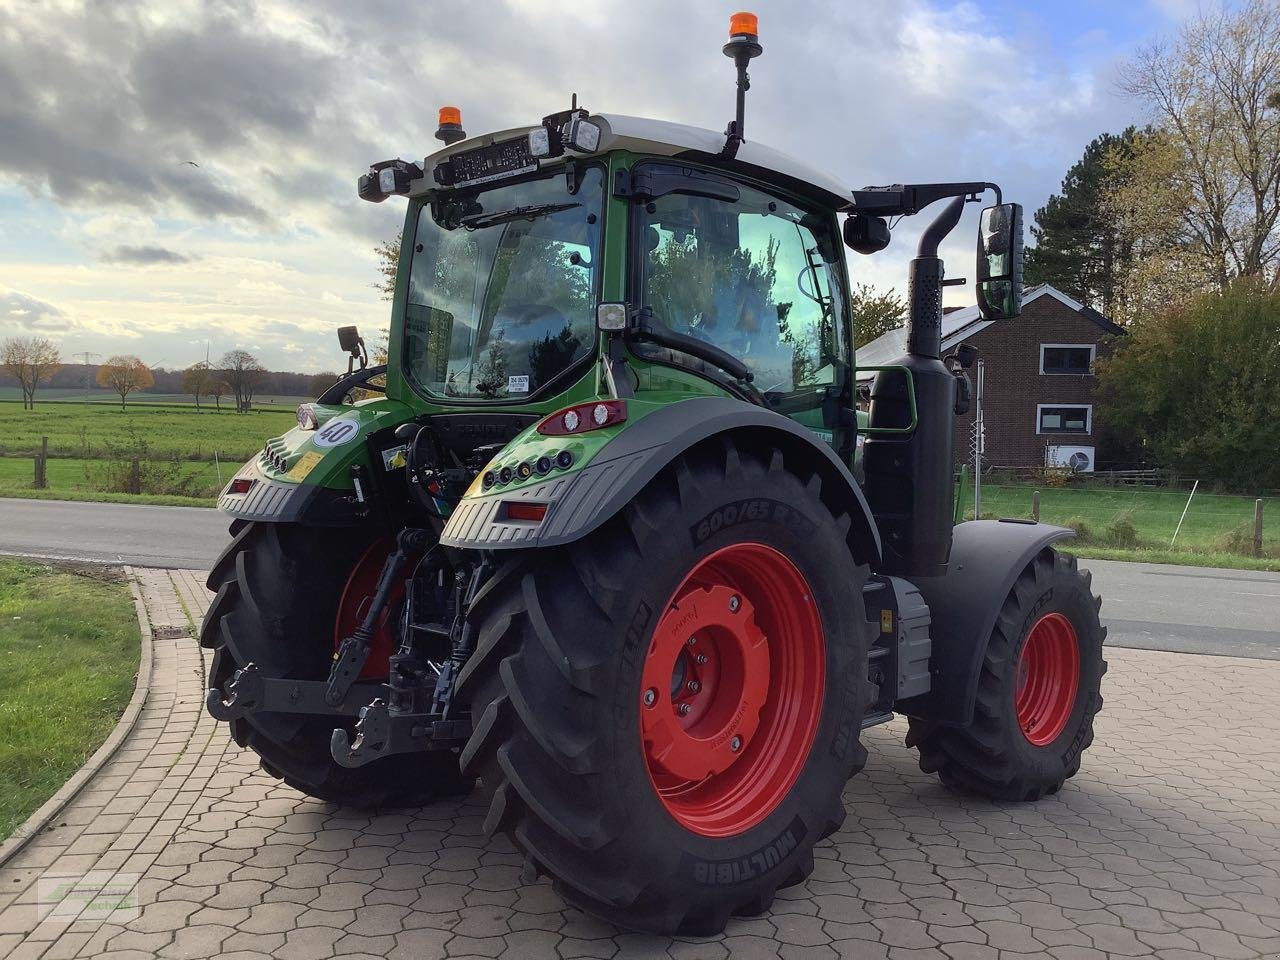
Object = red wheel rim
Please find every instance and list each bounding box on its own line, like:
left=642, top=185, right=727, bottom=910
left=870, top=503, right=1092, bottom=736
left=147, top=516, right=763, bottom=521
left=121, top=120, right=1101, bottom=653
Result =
left=333, top=539, right=406, bottom=680
left=640, top=542, right=825, bottom=838
left=1015, top=612, right=1080, bottom=746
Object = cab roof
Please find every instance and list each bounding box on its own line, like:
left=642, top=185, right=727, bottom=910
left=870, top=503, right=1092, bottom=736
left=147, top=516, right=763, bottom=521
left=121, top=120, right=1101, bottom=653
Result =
left=414, top=112, right=853, bottom=210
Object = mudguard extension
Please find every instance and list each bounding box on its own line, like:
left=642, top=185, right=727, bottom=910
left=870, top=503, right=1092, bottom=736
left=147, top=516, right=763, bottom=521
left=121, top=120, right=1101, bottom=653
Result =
left=440, top=396, right=881, bottom=563
left=217, top=458, right=365, bottom=526
left=897, top=519, right=1074, bottom=726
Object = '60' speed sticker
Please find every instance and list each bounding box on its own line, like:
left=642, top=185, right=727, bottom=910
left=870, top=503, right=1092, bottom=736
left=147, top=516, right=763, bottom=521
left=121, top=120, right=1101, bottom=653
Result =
left=313, top=417, right=359, bottom=448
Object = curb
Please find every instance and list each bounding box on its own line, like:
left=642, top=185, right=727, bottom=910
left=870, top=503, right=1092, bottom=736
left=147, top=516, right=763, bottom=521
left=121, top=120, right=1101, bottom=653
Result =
left=0, top=565, right=155, bottom=868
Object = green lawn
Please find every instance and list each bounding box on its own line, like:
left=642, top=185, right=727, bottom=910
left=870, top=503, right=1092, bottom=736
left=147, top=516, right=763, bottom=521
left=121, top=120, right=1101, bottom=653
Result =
left=0, top=559, right=141, bottom=840
left=0, top=455, right=225, bottom=505
left=0, top=399, right=296, bottom=460
left=0, top=387, right=309, bottom=407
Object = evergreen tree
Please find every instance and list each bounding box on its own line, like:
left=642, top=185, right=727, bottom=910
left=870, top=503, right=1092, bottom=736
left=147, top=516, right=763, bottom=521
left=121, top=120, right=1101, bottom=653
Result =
left=1025, top=129, right=1138, bottom=317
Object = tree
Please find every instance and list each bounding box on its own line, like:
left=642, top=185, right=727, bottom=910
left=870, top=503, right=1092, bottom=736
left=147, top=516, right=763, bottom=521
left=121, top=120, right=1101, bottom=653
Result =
left=207, top=379, right=230, bottom=411
left=219, top=350, right=265, bottom=412
left=849, top=283, right=907, bottom=348
left=181, top=361, right=212, bottom=411
left=309, top=372, right=339, bottom=397
left=0, top=336, right=61, bottom=409
left=1098, top=278, right=1280, bottom=489
left=97, top=355, right=154, bottom=411
left=1025, top=130, right=1139, bottom=316
left=1118, top=0, right=1280, bottom=291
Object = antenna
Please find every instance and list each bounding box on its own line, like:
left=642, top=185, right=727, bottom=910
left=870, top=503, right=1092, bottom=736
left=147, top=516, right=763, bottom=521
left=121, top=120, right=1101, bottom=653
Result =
left=720, top=12, right=763, bottom=160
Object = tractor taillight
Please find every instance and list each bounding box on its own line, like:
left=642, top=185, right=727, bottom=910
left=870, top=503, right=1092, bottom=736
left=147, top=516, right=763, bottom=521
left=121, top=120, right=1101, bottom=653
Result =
left=504, top=502, right=548, bottom=523
left=537, top=400, right=627, bottom=437
left=228, top=478, right=255, bottom=495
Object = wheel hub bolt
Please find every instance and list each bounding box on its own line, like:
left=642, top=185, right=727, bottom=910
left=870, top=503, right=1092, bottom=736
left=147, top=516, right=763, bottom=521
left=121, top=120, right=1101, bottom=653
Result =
left=643, top=688, right=657, bottom=707
left=728, top=595, right=741, bottom=613
left=730, top=735, right=742, bottom=752
left=678, top=703, right=691, bottom=716
left=686, top=636, right=697, bottom=646
left=695, top=654, right=708, bottom=665
left=687, top=680, right=701, bottom=693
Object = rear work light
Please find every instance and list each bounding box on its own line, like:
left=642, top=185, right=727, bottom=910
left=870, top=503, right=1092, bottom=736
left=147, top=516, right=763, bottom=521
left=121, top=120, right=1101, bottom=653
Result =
left=536, top=399, right=627, bottom=437
left=504, top=502, right=548, bottom=523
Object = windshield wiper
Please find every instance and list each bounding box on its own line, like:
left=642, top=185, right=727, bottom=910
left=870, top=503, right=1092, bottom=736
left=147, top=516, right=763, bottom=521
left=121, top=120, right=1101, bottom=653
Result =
left=460, top=202, right=581, bottom=230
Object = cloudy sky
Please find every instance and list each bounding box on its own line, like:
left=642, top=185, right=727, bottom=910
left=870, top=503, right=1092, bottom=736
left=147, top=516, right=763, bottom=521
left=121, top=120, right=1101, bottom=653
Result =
left=0, top=0, right=1197, bottom=373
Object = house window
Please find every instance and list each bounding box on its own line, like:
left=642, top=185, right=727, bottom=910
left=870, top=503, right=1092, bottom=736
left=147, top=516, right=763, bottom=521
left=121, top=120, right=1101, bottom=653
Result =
left=1037, top=404, right=1092, bottom=434
left=1040, top=344, right=1095, bottom=375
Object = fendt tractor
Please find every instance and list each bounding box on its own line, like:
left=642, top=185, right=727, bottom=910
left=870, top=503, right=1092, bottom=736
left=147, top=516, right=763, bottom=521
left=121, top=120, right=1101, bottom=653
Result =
left=202, top=14, right=1106, bottom=935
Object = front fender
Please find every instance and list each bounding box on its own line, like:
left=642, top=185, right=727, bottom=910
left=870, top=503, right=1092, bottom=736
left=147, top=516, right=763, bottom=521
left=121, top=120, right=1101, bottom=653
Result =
left=439, top=395, right=881, bottom=564
left=217, top=398, right=414, bottom=525
left=897, top=519, right=1075, bottom=725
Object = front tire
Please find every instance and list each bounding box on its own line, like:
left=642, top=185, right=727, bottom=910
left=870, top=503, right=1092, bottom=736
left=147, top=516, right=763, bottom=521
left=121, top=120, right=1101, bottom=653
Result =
left=201, top=521, right=472, bottom=808
left=456, top=445, right=873, bottom=934
left=907, top=548, right=1106, bottom=801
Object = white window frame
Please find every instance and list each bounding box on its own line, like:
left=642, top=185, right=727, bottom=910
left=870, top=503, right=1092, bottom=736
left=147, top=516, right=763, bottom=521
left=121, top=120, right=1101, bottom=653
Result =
left=1039, top=343, right=1096, bottom=376
left=1036, top=403, right=1092, bottom=435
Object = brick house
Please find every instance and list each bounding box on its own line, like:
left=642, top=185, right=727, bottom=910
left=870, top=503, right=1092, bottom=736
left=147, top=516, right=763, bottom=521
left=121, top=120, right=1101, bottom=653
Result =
left=856, top=284, right=1124, bottom=470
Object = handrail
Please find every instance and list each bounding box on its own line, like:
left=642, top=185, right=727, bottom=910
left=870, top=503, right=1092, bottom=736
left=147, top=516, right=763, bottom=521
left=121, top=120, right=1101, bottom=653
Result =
left=854, top=364, right=918, bottom=435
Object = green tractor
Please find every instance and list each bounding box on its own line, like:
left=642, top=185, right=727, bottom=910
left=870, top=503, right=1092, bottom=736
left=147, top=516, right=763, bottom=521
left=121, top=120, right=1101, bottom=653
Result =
left=202, top=13, right=1105, bottom=935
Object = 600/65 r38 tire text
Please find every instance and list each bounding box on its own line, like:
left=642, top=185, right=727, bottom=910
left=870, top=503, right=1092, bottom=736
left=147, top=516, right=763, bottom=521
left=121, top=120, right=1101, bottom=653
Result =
left=907, top=548, right=1106, bottom=802
left=456, top=444, right=874, bottom=935
left=200, top=521, right=471, bottom=808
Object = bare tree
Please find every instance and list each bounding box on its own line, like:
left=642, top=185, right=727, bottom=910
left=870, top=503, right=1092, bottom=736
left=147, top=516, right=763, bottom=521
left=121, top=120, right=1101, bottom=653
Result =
left=1, top=336, right=62, bottom=409
left=1119, top=0, right=1280, bottom=289
left=219, top=350, right=265, bottom=412
left=97, top=355, right=154, bottom=411
left=207, top=378, right=231, bottom=411
left=181, top=361, right=212, bottom=411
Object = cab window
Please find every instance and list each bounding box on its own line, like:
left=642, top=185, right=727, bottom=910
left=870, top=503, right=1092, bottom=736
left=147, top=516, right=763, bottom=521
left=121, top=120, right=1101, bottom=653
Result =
left=635, top=167, right=847, bottom=397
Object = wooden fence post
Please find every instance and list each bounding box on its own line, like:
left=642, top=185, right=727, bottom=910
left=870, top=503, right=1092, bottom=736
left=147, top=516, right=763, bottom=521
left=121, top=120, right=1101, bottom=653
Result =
left=34, top=436, right=48, bottom=489
left=1032, top=490, right=1040, bottom=522
left=1255, top=499, right=1265, bottom=558
left=129, top=458, right=141, bottom=495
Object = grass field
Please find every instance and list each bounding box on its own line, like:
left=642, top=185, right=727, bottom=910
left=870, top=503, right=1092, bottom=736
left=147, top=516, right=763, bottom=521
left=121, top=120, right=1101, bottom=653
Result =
left=0, top=399, right=296, bottom=460
left=0, top=455, right=225, bottom=505
left=0, top=559, right=140, bottom=840
left=0, top=387, right=310, bottom=407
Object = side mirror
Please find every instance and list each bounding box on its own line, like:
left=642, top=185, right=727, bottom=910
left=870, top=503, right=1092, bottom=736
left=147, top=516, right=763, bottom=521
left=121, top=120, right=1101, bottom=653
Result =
left=976, top=202, right=1024, bottom=320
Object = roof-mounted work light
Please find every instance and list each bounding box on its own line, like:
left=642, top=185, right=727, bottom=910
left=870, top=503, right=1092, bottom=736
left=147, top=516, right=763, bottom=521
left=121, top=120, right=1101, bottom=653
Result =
left=357, top=158, right=423, bottom=203
left=720, top=11, right=762, bottom=160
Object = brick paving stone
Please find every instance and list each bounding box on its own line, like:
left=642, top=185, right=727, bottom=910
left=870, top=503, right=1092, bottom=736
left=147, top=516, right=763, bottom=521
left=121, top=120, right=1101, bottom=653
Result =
left=1, top=567, right=1278, bottom=959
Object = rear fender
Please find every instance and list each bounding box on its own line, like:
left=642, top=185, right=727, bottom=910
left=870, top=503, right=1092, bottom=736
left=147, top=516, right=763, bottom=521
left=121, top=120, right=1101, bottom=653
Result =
left=440, top=395, right=881, bottom=565
left=896, top=519, right=1074, bottom=725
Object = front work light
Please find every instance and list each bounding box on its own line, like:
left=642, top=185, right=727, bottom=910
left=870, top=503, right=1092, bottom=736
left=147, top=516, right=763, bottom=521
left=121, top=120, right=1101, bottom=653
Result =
left=358, top=158, right=423, bottom=202
left=563, top=115, right=601, bottom=153
left=528, top=126, right=552, bottom=158
left=296, top=404, right=319, bottom=430
left=596, top=302, right=628, bottom=331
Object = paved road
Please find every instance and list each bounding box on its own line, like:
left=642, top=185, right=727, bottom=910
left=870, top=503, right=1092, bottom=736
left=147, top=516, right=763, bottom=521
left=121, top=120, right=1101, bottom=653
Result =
left=0, top=499, right=230, bottom=570
left=2, top=498, right=1278, bottom=658
left=2, top=570, right=1278, bottom=959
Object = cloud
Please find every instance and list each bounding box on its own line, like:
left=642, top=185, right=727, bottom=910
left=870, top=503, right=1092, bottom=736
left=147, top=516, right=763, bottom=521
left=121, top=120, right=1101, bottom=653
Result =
left=0, top=0, right=1149, bottom=372
left=1, top=289, right=70, bottom=333
left=101, top=245, right=196, bottom=265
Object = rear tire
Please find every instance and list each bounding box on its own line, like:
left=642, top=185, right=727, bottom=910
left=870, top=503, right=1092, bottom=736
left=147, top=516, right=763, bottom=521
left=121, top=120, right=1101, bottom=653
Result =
left=456, top=444, right=873, bottom=934
left=906, top=548, right=1106, bottom=802
left=201, top=521, right=472, bottom=808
